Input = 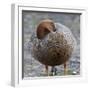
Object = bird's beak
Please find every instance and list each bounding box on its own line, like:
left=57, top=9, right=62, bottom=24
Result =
left=49, top=29, right=53, bottom=33
left=49, top=28, right=56, bottom=33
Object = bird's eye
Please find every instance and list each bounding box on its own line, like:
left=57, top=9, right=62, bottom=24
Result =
left=44, top=28, right=48, bottom=31
left=44, top=28, right=50, bottom=33
left=44, top=28, right=50, bottom=36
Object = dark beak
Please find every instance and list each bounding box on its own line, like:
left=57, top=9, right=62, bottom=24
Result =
left=54, top=28, right=56, bottom=32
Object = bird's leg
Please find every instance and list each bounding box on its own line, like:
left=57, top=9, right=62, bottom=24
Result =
left=64, top=62, right=67, bottom=75
left=45, top=65, right=49, bottom=76
left=51, top=66, right=54, bottom=76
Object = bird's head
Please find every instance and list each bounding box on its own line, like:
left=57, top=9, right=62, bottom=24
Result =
left=37, top=19, right=56, bottom=39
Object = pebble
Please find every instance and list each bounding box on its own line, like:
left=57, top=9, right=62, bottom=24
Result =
left=72, top=71, right=77, bottom=75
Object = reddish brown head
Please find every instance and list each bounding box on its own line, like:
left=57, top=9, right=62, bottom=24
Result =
left=37, top=19, right=56, bottom=39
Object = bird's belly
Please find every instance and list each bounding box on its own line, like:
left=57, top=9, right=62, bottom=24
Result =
left=33, top=44, right=72, bottom=66
left=32, top=30, right=75, bottom=66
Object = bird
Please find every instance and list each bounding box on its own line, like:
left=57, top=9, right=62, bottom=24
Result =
left=31, top=19, right=76, bottom=76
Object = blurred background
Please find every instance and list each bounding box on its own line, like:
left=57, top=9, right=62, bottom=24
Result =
left=22, top=10, right=80, bottom=78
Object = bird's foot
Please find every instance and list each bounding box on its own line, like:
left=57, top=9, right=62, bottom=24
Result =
left=51, top=66, right=57, bottom=76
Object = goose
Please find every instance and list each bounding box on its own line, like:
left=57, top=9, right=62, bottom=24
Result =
left=31, top=19, right=76, bottom=76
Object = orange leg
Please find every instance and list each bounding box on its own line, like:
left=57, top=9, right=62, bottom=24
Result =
left=45, top=65, right=49, bottom=76
left=64, top=62, right=67, bottom=75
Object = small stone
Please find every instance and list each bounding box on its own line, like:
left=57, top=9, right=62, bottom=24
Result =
left=72, top=71, right=77, bottom=75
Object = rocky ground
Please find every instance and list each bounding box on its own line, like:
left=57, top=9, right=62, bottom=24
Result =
left=22, top=11, right=80, bottom=78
